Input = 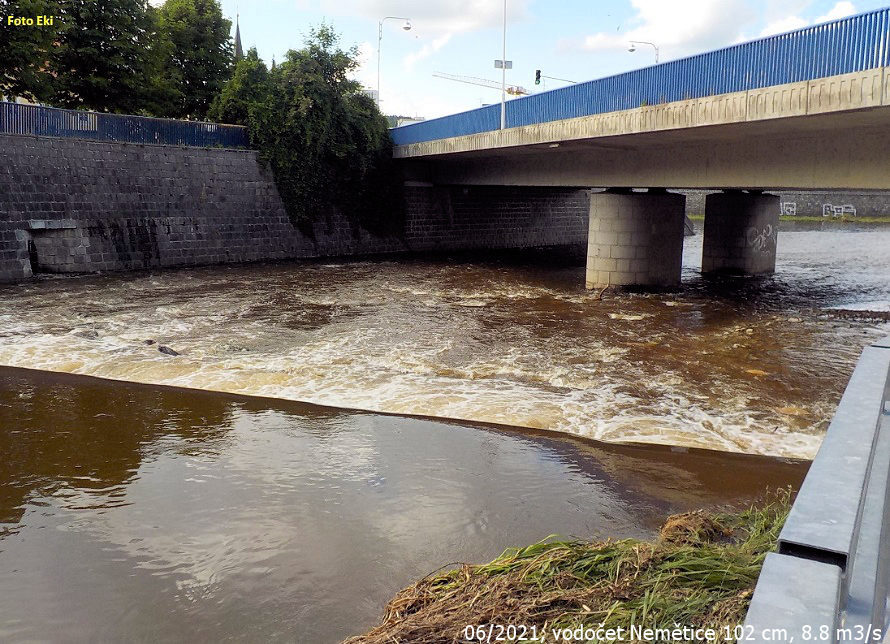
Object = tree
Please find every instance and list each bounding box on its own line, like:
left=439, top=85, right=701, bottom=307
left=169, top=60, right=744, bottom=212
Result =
left=139, top=5, right=182, bottom=117
left=206, top=47, right=269, bottom=126
left=249, top=25, right=400, bottom=235
left=51, top=0, right=163, bottom=113
left=0, top=0, right=61, bottom=102
left=157, top=0, right=233, bottom=119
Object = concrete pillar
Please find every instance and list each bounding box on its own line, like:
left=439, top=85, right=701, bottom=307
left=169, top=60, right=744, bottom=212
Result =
left=702, top=191, right=779, bottom=274
left=586, top=189, right=686, bottom=289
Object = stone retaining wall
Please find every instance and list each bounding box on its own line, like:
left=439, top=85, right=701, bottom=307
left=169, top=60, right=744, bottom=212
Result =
left=0, top=134, right=590, bottom=282
left=684, top=189, right=890, bottom=218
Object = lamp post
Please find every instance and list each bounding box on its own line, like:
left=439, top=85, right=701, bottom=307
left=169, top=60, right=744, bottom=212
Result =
left=628, top=40, right=659, bottom=64
left=500, top=0, right=507, bottom=129
left=377, top=16, right=412, bottom=108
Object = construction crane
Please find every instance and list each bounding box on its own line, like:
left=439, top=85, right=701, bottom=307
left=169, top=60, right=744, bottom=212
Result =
left=432, top=72, right=529, bottom=96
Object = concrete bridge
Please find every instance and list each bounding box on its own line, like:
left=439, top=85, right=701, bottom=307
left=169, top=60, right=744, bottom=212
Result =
left=392, top=8, right=890, bottom=289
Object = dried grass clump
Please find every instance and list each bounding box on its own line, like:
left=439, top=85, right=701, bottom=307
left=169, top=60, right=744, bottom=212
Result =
left=344, top=491, right=791, bottom=644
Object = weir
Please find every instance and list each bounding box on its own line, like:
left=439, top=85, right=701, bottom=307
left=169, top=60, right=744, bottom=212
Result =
left=3, top=5, right=890, bottom=642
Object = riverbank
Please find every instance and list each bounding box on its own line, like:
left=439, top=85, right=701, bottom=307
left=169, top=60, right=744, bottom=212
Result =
left=688, top=214, right=890, bottom=224
left=346, top=493, right=790, bottom=643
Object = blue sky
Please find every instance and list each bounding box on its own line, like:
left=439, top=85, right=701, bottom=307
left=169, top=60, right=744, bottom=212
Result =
left=220, top=0, right=890, bottom=118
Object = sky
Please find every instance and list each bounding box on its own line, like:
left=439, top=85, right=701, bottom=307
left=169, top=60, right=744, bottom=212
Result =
left=221, top=0, right=890, bottom=119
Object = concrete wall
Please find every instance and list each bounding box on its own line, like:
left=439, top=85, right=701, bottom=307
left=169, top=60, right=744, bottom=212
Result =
left=685, top=189, right=890, bottom=218
left=0, top=134, right=589, bottom=282
left=586, top=190, right=686, bottom=289
left=395, top=68, right=890, bottom=161
left=702, top=192, right=779, bottom=275
left=404, top=184, right=589, bottom=252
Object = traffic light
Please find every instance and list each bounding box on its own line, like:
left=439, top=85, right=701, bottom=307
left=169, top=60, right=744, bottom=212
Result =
left=535, top=69, right=541, bottom=85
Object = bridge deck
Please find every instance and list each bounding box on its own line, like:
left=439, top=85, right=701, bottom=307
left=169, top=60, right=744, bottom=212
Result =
left=392, top=8, right=890, bottom=158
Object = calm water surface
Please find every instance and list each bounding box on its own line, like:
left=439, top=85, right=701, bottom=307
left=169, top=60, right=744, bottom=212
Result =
left=0, top=368, right=807, bottom=642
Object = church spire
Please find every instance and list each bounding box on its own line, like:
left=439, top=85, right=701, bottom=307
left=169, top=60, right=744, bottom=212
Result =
left=234, top=13, right=243, bottom=60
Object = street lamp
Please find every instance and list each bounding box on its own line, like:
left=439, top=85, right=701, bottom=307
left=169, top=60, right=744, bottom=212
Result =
left=377, top=16, right=412, bottom=107
left=628, top=40, right=659, bottom=64
left=500, top=0, right=507, bottom=130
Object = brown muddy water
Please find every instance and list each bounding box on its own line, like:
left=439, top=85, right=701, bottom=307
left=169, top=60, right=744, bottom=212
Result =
left=0, top=223, right=887, bottom=641
left=1, top=225, right=888, bottom=458
left=0, top=367, right=806, bottom=642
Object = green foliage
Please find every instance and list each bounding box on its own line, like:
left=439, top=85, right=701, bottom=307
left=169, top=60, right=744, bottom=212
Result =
left=0, top=0, right=61, bottom=102
left=51, top=0, right=163, bottom=113
left=246, top=25, right=401, bottom=236
left=138, top=7, right=182, bottom=118
left=0, top=0, right=228, bottom=117
left=2, top=10, right=398, bottom=238
left=207, top=47, right=268, bottom=126
left=157, top=0, right=233, bottom=119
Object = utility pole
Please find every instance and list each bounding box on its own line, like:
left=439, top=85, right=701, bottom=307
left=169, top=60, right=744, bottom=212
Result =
left=500, top=0, right=507, bottom=130
left=377, top=17, right=412, bottom=107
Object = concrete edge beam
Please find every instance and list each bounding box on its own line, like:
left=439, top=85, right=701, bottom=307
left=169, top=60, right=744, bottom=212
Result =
left=394, top=67, right=890, bottom=159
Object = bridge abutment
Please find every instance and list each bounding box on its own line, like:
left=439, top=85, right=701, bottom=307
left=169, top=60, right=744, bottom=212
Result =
left=586, top=189, right=686, bottom=289
left=702, top=191, right=779, bottom=275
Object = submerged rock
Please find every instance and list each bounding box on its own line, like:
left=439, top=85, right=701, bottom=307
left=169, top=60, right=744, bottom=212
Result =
left=158, top=345, right=179, bottom=356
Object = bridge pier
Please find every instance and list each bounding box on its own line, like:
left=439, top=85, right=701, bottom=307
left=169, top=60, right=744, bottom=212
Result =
left=702, top=190, right=779, bottom=275
left=586, top=189, right=686, bottom=289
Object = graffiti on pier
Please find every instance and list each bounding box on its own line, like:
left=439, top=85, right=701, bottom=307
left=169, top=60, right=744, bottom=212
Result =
left=746, top=223, right=777, bottom=253
left=780, top=202, right=797, bottom=216
left=822, top=203, right=857, bottom=218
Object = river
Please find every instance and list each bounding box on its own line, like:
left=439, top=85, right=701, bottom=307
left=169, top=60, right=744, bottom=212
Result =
left=0, top=367, right=806, bottom=642
left=1, top=224, right=888, bottom=459
left=0, top=222, right=888, bottom=641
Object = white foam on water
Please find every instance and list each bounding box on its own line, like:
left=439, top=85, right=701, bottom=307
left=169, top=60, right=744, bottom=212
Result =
left=2, top=255, right=886, bottom=461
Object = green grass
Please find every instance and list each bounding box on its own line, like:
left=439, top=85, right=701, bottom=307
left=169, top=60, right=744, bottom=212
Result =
left=778, top=215, right=890, bottom=223
left=346, top=492, right=792, bottom=644
left=687, top=214, right=890, bottom=223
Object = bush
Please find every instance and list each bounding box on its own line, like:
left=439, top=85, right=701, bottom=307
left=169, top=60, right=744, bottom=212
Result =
left=213, top=26, right=402, bottom=237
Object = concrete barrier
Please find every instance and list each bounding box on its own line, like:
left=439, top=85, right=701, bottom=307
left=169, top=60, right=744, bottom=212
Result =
left=744, top=335, right=890, bottom=643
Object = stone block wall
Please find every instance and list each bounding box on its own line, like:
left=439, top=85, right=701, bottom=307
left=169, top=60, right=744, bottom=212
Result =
left=0, top=134, right=590, bottom=282
left=685, top=189, right=890, bottom=218
left=0, top=135, right=311, bottom=281
left=586, top=190, right=686, bottom=288
left=403, top=184, right=589, bottom=252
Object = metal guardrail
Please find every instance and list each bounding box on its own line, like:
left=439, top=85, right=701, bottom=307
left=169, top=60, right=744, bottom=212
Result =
left=744, top=335, right=890, bottom=643
left=391, top=8, right=890, bottom=146
left=0, top=102, right=249, bottom=148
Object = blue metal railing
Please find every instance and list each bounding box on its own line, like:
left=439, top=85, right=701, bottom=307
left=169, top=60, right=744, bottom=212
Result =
left=0, top=102, right=249, bottom=148
left=392, top=8, right=890, bottom=146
